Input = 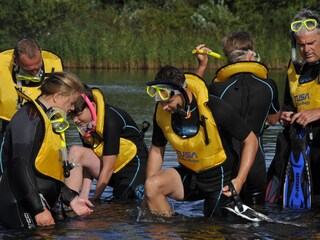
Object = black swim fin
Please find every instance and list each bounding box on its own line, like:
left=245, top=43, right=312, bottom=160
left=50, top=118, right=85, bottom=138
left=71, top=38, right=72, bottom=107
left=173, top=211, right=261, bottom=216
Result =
left=265, top=131, right=290, bottom=204
left=283, top=126, right=312, bottom=209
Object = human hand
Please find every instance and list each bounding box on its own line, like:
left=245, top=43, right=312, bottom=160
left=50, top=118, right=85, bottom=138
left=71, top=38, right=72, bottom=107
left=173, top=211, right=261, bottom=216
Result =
left=35, top=208, right=55, bottom=227
left=222, top=179, right=242, bottom=198
left=290, top=109, right=320, bottom=127
left=279, top=111, right=295, bottom=127
left=194, top=44, right=212, bottom=67
left=70, top=196, right=94, bottom=216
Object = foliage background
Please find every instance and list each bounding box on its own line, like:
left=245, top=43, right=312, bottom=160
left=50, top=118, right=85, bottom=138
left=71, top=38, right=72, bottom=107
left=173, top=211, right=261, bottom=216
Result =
left=0, top=0, right=318, bottom=70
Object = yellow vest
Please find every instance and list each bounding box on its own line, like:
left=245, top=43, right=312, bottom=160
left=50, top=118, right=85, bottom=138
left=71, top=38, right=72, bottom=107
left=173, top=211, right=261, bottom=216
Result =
left=0, top=49, right=63, bottom=121
left=16, top=89, right=64, bottom=181
left=82, top=88, right=137, bottom=173
left=213, top=61, right=268, bottom=82
left=156, top=73, right=226, bottom=172
left=288, top=60, right=320, bottom=111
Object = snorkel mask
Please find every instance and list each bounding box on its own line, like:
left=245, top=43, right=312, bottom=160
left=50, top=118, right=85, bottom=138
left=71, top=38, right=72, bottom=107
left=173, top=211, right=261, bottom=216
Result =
left=14, top=63, right=44, bottom=83
left=47, top=108, right=70, bottom=133
left=77, top=93, right=97, bottom=137
left=291, top=18, right=320, bottom=32
left=146, top=81, right=191, bottom=119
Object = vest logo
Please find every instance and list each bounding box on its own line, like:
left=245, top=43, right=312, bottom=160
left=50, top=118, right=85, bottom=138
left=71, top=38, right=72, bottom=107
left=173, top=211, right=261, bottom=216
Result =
left=176, top=150, right=198, bottom=160
left=294, top=93, right=310, bottom=102
left=294, top=93, right=310, bottom=106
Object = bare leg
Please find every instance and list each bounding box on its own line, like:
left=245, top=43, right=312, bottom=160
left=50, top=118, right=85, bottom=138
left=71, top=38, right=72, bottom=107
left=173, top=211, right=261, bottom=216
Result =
left=65, top=145, right=102, bottom=199
left=144, top=168, right=184, bottom=216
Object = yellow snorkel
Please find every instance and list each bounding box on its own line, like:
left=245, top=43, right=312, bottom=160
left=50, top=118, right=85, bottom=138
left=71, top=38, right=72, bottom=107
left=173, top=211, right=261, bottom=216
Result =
left=192, top=49, right=227, bottom=61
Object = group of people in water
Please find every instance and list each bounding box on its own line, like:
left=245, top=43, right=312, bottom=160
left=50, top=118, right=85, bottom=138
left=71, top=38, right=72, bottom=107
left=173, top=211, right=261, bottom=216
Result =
left=0, top=7, right=319, bottom=229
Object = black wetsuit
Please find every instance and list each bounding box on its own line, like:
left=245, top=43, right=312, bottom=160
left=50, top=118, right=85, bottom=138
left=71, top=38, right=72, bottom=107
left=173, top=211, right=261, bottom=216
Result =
left=283, top=61, right=320, bottom=195
left=152, top=95, right=251, bottom=217
left=209, top=72, right=280, bottom=205
left=0, top=102, right=77, bottom=229
left=87, top=104, right=148, bottom=200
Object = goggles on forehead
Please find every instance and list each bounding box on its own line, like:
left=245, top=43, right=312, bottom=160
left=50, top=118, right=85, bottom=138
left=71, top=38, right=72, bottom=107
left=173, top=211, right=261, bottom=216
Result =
left=47, top=109, right=70, bottom=133
left=15, top=67, right=43, bottom=83
left=147, top=85, right=181, bottom=102
left=291, top=19, right=319, bottom=32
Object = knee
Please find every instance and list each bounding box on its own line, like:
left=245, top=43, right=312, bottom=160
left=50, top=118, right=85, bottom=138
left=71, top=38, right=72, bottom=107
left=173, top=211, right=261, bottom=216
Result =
left=144, top=176, right=161, bottom=199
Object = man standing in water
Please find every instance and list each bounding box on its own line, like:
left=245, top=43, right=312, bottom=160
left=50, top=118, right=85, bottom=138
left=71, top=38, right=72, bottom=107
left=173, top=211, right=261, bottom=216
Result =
left=280, top=8, right=320, bottom=202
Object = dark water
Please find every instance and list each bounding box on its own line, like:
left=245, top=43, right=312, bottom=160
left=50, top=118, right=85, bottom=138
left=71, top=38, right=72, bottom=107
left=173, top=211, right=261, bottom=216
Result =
left=1, top=69, right=320, bottom=239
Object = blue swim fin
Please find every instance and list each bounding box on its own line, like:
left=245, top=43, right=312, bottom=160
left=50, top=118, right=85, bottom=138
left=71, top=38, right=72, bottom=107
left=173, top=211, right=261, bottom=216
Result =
left=283, top=127, right=312, bottom=209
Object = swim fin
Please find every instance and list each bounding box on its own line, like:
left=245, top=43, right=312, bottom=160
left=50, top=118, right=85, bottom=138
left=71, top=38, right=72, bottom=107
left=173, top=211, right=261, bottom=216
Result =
left=265, top=131, right=290, bottom=204
left=283, top=126, right=312, bottom=209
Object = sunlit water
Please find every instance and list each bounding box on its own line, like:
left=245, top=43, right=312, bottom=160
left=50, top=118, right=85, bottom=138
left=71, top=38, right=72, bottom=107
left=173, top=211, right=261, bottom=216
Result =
left=1, top=69, right=320, bottom=239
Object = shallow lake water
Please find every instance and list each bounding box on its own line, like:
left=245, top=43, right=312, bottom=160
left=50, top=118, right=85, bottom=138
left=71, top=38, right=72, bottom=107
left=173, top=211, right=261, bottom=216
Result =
left=1, top=69, right=319, bottom=239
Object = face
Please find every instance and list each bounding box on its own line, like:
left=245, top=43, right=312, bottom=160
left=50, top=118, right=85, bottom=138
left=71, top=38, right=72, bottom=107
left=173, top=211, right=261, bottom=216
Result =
left=71, top=107, right=93, bottom=127
left=296, top=29, right=320, bottom=64
left=159, top=94, right=183, bottom=113
left=16, top=51, right=42, bottom=76
left=54, top=94, right=79, bottom=115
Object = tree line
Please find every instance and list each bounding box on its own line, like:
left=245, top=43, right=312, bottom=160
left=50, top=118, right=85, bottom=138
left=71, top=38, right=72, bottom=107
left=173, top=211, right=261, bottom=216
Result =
left=0, top=0, right=318, bottom=70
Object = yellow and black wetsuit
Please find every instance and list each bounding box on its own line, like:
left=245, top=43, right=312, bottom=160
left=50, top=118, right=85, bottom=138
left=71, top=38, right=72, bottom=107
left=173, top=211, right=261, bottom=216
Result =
left=284, top=60, right=320, bottom=195
left=0, top=49, right=63, bottom=122
left=81, top=88, right=148, bottom=200
left=209, top=61, right=280, bottom=205
left=151, top=73, right=251, bottom=217
left=0, top=96, right=77, bottom=229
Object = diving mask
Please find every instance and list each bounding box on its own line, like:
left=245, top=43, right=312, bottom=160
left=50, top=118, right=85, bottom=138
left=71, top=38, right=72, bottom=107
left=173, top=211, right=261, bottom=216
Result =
left=15, top=66, right=44, bottom=83
left=291, top=19, right=319, bottom=32
left=47, top=108, right=70, bottom=133
left=147, top=84, right=181, bottom=102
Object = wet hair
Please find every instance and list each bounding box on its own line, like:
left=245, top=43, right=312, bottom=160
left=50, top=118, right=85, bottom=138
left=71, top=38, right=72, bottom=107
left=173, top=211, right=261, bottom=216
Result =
left=222, top=31, right=254, bottom=62
left=69, top=83, right=93, bottom=116
left=13, top=38, right=41, bottom=59
left=40, top=71, right=84, bottom=100
left=154, top=65, right=186, bottom=87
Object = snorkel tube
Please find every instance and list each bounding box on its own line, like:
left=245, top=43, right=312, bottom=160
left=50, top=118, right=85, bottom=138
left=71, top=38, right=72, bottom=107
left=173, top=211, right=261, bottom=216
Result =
left=291, top=31, right=297, bottom=62
left=79, top=93, right=97, bottom=137
left=192, top=49, right=227, bottom=61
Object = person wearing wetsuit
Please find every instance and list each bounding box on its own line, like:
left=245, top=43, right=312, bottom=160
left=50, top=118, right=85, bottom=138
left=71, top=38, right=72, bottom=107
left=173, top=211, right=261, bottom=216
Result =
left=65, top=85, right=148, bottom=202
left=0, top=72, right=92, bottom=229
left=144, top=65, right=258, bottom=217
left=281, top=9, right=320, bottom=197
left=194, top=31, right=280, bottom=205
left=0, top=38, right=63, bottom=176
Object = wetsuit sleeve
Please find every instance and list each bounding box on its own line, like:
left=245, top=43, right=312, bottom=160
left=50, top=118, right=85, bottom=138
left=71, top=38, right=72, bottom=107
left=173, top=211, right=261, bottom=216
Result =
left=208, top=96, right=251, bottom=142
left=269, top=79, right=280, bottom=114
left=102, top=106, right=122, bottom=155
left=60, top=183, right=79, bottom=206
left=6, top=104, right=45, bottom=216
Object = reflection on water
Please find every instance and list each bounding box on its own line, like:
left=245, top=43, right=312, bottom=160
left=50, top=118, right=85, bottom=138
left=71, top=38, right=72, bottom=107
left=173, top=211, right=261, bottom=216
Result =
left=2, top=69, right=320, bottom=239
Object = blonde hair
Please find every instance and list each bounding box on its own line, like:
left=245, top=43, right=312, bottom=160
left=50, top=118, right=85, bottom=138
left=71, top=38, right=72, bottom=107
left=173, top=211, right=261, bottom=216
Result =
left=40, top=71, right=84, bottom=99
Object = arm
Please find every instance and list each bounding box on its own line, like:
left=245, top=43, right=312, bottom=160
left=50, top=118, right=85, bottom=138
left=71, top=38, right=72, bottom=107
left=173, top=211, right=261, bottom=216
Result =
left=223, top=131, right=258, bottom=196
left=194, top=44, right=211, bottom=77
left=7, top=105, right=54, bottom=225
left=146, top=145, right=165, bottom=178
left=266, top=79, right=281, bottom=125
left=267, top=112, right=280, bottom=125
left=92, top=155, right=116, bottom=201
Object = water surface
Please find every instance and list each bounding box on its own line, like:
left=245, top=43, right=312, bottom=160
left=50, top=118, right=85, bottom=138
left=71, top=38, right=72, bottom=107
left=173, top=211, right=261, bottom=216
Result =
left=1, top=69, right=319, bottom=239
